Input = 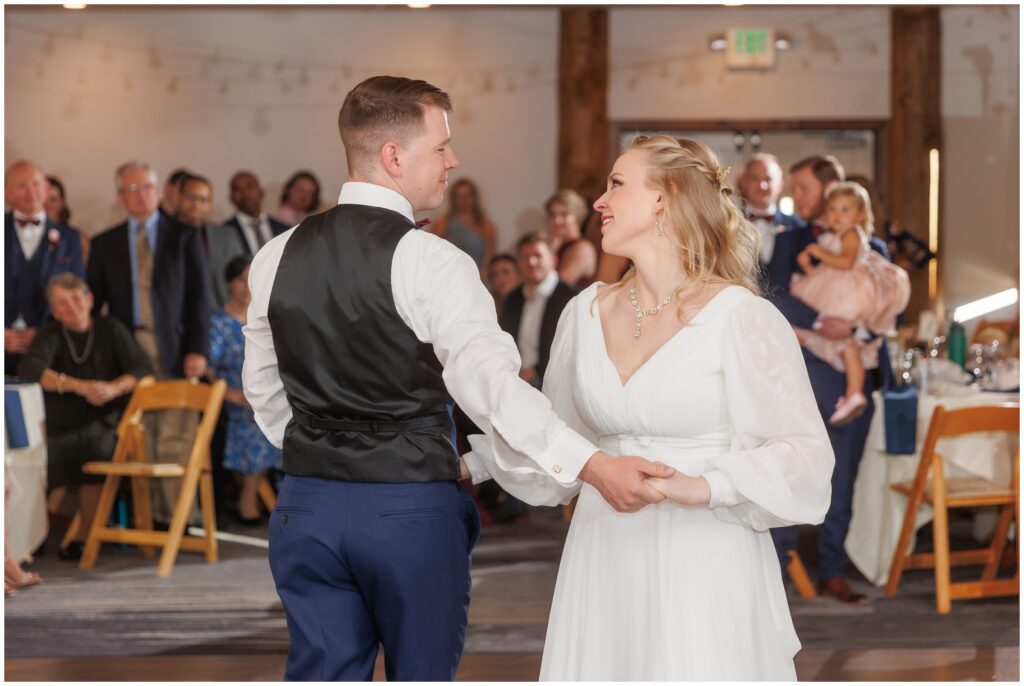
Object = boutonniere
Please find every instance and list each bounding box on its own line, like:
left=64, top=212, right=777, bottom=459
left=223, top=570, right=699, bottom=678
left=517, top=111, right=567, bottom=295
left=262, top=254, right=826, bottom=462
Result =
left=47, top=227, right=62, bottom=252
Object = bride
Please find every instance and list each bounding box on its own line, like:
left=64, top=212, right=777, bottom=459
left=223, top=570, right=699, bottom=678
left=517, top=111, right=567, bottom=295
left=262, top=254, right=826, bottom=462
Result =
left=464, top=135, right=834, bottom=680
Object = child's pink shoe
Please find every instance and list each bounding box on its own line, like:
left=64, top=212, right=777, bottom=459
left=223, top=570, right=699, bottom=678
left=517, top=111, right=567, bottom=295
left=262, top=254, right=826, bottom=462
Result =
left=829, top=392, right=868, bottom=426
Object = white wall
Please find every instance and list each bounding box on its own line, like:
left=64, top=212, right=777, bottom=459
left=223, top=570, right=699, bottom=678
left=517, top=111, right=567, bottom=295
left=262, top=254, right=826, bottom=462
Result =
left=5, top=4, right=1018, bottom=312
left=940, top=5, right=1020, bottom=323
left=4, top=5, right=559, bottom=249
left=609, top=6, right=890, bottom=120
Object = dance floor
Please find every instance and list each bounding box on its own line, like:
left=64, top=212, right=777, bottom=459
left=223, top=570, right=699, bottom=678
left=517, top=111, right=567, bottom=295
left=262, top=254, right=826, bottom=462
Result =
left=5, top=507, right=1019, bottom=681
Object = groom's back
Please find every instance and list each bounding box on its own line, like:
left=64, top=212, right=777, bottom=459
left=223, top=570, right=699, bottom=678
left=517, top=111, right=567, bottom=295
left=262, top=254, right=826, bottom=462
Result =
left=267, top=203, right=458, bottom=483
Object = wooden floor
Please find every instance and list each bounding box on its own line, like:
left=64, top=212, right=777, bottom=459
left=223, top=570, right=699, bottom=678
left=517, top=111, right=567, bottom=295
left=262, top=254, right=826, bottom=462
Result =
left=6, top=647, right=1019, bottom=681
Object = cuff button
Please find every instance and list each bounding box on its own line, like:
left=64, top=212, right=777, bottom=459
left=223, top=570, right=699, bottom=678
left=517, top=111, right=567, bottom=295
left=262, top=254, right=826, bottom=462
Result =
left=552, top=465, right=562, bottom=474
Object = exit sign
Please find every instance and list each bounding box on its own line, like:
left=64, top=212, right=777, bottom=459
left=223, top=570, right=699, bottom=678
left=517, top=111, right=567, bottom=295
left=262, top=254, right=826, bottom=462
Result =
left=727, top=28, right=776, bottom=69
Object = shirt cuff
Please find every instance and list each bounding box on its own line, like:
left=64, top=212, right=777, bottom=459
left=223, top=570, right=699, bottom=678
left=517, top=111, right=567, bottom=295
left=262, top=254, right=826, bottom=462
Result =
left=534, top=427, right=597, bottom=484
left=461, top=450, right=491, bottom=485
left=703, top=469, right=744, bottom=509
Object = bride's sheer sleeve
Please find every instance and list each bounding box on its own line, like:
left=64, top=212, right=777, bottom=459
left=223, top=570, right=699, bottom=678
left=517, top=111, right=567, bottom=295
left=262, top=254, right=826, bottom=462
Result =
left=462, top=300, right=593, bottom=507
left=700, top=295, right=835, bottom=531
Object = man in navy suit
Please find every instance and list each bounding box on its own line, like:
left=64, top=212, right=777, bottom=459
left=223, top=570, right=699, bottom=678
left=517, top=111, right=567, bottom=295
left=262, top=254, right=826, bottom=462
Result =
left=5, top=160, right=84, bottom=374
left=206, top=171, right=288, bottom=309
left=87, top=160, right=211, bottom=522
left=767, top=155, right=893, bottom=604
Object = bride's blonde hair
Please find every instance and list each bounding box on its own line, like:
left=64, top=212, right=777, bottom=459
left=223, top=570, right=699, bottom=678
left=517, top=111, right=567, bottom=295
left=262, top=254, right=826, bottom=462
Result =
left=602, top=135, right=762, bottom=307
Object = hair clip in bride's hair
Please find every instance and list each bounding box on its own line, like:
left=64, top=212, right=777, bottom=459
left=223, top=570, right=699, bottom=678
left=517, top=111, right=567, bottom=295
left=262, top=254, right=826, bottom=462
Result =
left=716, top=166, right=731, bottom=187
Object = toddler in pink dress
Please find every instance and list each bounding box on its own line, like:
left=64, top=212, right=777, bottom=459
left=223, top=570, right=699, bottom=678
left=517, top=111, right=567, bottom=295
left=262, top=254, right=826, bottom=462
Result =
left=791, top=182, right=910, bottom=426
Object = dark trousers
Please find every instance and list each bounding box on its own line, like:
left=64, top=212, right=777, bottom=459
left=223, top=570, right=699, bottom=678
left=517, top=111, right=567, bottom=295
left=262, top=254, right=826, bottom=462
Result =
left=772, top=354, right=874, bottom=582
left=269, top=475, right=481, bottom=681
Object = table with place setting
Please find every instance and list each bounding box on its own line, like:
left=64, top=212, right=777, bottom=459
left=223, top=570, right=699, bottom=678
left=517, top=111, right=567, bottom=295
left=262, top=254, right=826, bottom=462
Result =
left=5, top=378, right=49, bottom=563
left=844, top=351, right=1019, bottom=586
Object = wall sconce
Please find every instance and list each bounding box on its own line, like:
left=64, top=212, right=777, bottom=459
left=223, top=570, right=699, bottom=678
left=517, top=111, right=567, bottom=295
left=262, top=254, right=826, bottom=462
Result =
left=707, top=31, right=794, bottom=53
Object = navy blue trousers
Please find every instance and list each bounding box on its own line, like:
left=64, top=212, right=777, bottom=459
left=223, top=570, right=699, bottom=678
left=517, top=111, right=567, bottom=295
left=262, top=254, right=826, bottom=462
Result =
left=268, top=475, right=481, bottom=681
left=771, top=354, right=874, bottom=582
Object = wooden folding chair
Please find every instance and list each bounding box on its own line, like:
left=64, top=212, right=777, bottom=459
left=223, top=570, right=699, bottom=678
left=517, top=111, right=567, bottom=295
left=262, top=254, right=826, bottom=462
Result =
left=786, top=550, right=817, bottom=598
left=79, top=377, right=227, bottom=577
left=885, top=404, right=1019, bottom=613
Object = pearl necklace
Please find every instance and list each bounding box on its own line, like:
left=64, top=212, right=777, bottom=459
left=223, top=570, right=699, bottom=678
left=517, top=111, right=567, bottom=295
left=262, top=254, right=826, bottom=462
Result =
left=629, top=286, right=674, bottom=340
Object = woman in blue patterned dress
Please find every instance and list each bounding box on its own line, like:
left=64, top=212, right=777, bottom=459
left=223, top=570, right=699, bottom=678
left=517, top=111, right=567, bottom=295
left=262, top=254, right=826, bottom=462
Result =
left=208, top=255, right=281, bottom=524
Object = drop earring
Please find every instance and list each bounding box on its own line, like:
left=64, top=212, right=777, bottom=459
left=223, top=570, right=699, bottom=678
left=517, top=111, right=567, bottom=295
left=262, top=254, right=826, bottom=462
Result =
left=654, top=211, right=663, bottom=237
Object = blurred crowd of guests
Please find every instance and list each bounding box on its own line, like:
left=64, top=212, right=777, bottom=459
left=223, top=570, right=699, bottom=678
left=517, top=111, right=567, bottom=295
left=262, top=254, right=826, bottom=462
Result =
left=5, top=150, right=920, bottom=602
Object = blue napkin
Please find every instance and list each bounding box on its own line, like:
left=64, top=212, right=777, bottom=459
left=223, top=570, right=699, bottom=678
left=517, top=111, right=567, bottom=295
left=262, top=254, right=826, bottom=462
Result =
left=5, top=388, right=29, bottom=449
left=883, top=385, right=918, bottom=455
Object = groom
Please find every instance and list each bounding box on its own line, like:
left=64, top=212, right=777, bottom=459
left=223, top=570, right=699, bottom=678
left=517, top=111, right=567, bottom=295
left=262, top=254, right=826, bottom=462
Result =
left=242, top=75, right=673, bottom=681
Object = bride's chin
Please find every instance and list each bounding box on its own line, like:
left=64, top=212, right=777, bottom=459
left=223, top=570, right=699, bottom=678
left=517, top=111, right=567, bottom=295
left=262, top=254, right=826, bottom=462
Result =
left=600, top=235, right=630, bottom=261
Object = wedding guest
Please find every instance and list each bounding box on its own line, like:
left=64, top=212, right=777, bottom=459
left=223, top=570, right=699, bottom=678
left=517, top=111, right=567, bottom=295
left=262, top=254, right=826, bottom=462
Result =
left=208, top=171, right=290, bottom=310
left=431, top=178, right=496, bottom=272
left=45, top=175, right=91, bottom=265
left=176, top=173, right=215, bottom=253
left=272, top=170, right=321, bottom=227
left=487, top=253, right=520, bottom=314
left=546, top=189, right=597, bottom=288
left=159, top=168, right=190, bottom=219
left=736, top=153, right=802, bottom=267
left=768, top=154, right=894, bottom=604
left=208, top=256, right=281, bottom=525
left=499, top=232, right=577, bottom=388
left=5, top=160, right=84, bottom=374
left=17, top=273, right=153, bottom=559
left=88, top=160, right=211, bottom=523
left=791, top=182, right=910, bottom=425
left=846, top=172, right=934, bottom=272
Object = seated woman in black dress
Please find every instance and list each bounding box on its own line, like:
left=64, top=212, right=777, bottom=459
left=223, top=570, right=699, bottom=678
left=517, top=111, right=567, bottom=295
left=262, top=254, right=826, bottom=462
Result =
left=17, top=273, right=153, bottom=558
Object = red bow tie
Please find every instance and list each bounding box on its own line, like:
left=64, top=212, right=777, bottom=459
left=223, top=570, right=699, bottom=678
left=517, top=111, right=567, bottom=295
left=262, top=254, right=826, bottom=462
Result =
left=811, top=222, right=827, bottom=239
left=415, top=219, right=431, bottom=228
left=15, top=217, right=41, bottom=229
left=747, top=213, right=775, bottom=223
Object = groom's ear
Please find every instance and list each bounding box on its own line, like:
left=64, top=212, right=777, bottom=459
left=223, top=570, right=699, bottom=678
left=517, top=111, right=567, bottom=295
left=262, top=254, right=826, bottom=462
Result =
left=380, top=141, right=402, bottom=178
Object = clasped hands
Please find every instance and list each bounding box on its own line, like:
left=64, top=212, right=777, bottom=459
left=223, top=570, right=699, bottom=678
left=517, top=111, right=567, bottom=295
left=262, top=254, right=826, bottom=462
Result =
left=579, top=452, right=710, bottom=512
left=457, top=452, right=711, bottom=512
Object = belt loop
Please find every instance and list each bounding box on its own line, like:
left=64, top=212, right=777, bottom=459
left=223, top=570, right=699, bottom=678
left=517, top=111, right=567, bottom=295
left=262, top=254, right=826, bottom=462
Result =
left=370, top=421, right=379, bottom=433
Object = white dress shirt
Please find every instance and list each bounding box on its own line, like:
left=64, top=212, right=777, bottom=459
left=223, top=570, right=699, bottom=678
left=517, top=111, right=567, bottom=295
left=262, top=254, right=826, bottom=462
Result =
left=749, top=204, right=779, bottom=264
left=234, top=211, right=274, bottom=255
left=242, top=181, right=598, bottom=486
left=12, top=210, right=47, bottom=259
left=517, top=269, right=560, bottom=370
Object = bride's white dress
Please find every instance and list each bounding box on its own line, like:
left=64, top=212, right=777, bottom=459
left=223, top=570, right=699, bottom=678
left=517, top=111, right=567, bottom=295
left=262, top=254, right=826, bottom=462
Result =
left=468, top=284, right=834, bottom=681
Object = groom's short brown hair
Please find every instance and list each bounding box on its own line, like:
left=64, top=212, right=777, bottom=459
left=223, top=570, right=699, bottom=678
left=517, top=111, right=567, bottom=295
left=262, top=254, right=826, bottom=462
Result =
left=338, top=75, right=452, bottom=175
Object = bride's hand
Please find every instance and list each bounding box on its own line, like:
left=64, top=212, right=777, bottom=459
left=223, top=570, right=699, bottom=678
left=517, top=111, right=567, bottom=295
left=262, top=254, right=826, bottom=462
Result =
left=646, top=473, right=711, bottom=507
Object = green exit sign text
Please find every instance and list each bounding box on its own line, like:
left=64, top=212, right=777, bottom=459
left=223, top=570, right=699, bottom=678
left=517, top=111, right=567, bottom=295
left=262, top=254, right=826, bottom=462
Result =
left=727, top=28, right=777, bottom=69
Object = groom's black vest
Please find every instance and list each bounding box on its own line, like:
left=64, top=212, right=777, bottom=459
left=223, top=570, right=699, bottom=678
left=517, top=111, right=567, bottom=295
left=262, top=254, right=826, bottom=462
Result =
left=268, top=204, right=459, bottom=483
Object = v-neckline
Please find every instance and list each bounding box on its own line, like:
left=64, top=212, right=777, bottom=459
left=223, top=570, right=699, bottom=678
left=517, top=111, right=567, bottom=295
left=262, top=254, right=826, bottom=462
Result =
left=594, top=284, right=742, bottom=389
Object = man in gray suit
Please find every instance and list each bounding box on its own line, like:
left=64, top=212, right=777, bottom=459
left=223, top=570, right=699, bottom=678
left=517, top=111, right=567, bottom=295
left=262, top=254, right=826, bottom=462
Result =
left=207, top=171, right=288, bottom=309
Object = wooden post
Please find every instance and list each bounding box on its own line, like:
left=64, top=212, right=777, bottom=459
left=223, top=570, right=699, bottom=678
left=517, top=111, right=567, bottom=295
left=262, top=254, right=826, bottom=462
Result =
left=558, top=8, right=609, bottom=220
left=890, top=7, right=941, bottom=320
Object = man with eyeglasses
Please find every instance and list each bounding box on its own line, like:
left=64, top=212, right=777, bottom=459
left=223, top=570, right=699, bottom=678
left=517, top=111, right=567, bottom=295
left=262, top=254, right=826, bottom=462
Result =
left=87, top=160, right=212, bottom=525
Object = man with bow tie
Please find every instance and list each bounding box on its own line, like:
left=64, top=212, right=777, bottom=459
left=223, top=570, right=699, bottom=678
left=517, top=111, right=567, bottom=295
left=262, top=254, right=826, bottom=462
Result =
left=738, top=152, right=803, bottom=269
left=766, top=154, right=894, bottom=605
left=5, top=160, right=84, bottom=374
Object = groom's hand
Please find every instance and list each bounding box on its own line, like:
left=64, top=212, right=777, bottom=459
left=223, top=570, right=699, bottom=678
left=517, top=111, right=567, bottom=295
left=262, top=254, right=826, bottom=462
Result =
left=578, top=452, right=675, bottom=513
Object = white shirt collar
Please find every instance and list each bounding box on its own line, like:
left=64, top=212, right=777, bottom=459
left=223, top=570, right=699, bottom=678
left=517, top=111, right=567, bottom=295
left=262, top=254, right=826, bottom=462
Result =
left=235, top=211, right=266, bottom=227
left=536, top=269, right=560, bottom=298
left=13, top=210, right=46, bottom=226
left=337, top=182, right=415, bottom=224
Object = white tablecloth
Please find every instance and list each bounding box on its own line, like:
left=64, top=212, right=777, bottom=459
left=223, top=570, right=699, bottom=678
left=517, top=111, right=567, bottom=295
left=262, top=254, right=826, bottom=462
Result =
left=845, top=388, right=1019, bottom=586
left=5, top=381, right=48, bottom=563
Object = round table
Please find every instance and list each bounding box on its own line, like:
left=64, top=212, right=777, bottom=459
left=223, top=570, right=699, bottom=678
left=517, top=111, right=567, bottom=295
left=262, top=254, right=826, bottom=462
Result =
left=5, top=380, right=49, bottom=563
left=845, top=387, right=1019, bottom=586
